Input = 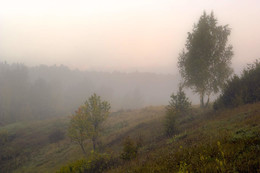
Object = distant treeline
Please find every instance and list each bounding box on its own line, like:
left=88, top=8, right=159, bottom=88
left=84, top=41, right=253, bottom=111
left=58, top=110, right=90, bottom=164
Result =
left=0, top=62, right=181, bottom=125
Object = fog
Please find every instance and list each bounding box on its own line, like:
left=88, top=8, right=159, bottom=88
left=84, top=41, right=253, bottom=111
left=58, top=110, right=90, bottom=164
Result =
left=0, top=63, right=185, bottom=124
left=0, top=1, right=260, bottom=123
left=1, top=0, right=260, bottom=74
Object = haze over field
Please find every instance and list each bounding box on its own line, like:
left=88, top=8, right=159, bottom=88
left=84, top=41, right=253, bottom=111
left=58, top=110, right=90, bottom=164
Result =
left=1, top=1, right=260, bottom=172
left=1, top=0, right=260, bottom=74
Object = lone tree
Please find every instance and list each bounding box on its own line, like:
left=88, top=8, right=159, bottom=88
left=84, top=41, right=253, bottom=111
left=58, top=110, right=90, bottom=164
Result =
left=68, top=105, right=92, bottom=155
left=178, top=11, right=233, bottom=108
left=68, top=93, right=110, bottom=154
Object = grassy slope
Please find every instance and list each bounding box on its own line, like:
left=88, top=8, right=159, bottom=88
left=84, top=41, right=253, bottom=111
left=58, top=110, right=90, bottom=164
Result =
left=0, top=106, right=166, bottom=172
left=107, top=103, right=260, bottom=172
left=0, top=117, right=75, bottom=172
left=1, top=103, right=260, bottom=172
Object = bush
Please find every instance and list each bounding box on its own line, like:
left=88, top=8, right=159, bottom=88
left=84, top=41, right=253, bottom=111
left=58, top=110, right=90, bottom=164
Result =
left=58, top=152, right=118, bottom=173
left=120, top=136, right=138, bottom=161
left=164, top=109, right=177, bottom=137
left=214, top=59, right=260, bottom=110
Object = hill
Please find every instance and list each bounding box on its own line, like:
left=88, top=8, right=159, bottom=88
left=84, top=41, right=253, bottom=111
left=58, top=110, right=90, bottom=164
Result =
left=107, top=103, right=260, bottom=172
left=1, top=102, right=259, bottom=172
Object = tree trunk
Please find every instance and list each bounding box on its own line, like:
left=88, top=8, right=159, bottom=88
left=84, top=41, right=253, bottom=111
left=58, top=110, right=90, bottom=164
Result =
left=80, top=143, right=87, bottom=156
left=200, top=93, right=205, bottom=108
left=92, top=137, right=96, bottom=151
left=93, top=124, right=98, bottom=151
left=205, top=94, right=210, bottom=107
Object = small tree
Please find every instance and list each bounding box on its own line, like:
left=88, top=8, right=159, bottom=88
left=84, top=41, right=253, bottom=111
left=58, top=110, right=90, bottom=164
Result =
left=68, top=93, right=110, bottom=154
left=85, top=93, right=110, bottom=151
left=178, top=11, right=233, bottom=108
left=167, top=85, right=191, bottom=114
left=68, top=105, right=93, bottom=155
left=165, top=86, right=191, bottom=136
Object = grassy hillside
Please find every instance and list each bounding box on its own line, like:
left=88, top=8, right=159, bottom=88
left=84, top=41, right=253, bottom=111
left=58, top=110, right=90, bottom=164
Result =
left=0, top=106, right=166, bottom=172
left=107, top=103, right=260, bottom=172
left=0, top=103, right=260, bottom=172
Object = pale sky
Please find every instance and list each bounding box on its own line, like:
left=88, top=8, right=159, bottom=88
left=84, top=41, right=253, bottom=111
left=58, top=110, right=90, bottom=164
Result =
left=0, top=0, right=260, bottom=74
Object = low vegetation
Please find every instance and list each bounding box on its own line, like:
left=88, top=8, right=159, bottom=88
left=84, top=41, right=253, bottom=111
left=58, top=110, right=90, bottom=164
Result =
left=0, top=106, right=165, bottom=172
left=58, top=152, right=118, bottom=173
left=0, top=101, right=260, bottom=172
left=120, top=136, right=139, bottom=161
left=106, top=103, right=260, bottom=172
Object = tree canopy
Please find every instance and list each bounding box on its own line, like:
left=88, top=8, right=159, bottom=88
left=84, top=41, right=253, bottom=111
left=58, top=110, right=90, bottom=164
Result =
left=85, top=93, right=111, bottom=151
left=178, top=11, right=233, bottom=107
left=68, top=93, right=110, bottom=154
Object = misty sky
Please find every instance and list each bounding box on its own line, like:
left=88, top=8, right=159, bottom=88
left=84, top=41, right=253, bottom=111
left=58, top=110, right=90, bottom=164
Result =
left=1, top=0, right=260, bottom=74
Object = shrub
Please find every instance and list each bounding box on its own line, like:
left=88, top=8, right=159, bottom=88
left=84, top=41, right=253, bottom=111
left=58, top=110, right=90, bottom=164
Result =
left=214, top=59, right=260, bottom=109
left=164, top=86, right=191, bottom=136
left=164, top=109, right=177, bottom=137
left=58, top=152, right=118, bottom=173
left=167, top=86, right=191, bottom=114
left=120, top=136, right=138, bottom=161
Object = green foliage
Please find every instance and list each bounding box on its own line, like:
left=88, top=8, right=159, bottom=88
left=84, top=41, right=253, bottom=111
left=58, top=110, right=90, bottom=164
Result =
left=167, top=132, right=188, bottom=144
left=164, top=110, right=177, bottom=137
left=214, top=59, right=260, bottom=109
left=68, top=105, right=93, bottom=155
left=167, top=86, right=191, bottom=114
left=85, top=93, right=111, bottom=151
left=58, top=152, right=117, bottom=173
left=68, top=93, right=110, bottom=154
left=120, top=136, right=139, bottom=161
left=164, top=86, right=191, bottom=136
left=178, top=11, right=233, bottom=107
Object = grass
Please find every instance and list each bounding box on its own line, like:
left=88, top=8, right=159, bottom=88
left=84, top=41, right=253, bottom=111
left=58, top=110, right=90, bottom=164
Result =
left=1, top=103, right=260, bottom=172
left=106, top=103, right=260, bottom=172
left=0, top=106, right=166, bottom=172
